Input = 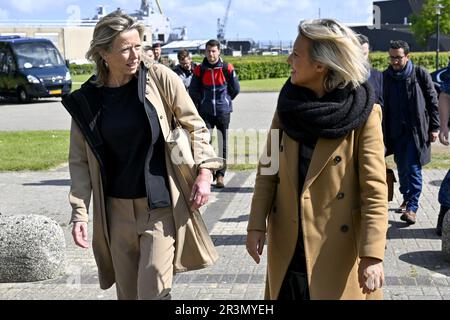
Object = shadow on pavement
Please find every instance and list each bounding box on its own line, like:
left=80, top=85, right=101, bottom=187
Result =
left=23, top=179, right=71, bottom=186
left=212, top=187, right=254, bottom=193
left=219, top=214, right=249, bottom=223
left=398, top=250, right=450, bottom=277
left=387, top=220, right=441, bottom=239
left=211, top=234, right=246, bottom=246
left=429, top=180, right=444, bottom=187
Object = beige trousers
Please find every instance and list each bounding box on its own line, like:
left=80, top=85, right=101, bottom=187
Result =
left=106, top=197, right=176, bottom=300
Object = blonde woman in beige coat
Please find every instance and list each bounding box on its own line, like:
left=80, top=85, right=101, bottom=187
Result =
left=62, top=11, right=221, bottom=300
left=246, top=19, right=388, bottom=300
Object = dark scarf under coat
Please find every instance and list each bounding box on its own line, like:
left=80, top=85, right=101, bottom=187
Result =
left=386, top=60, right=414, bottom=81
left=277, top=79, right=375, bottom=142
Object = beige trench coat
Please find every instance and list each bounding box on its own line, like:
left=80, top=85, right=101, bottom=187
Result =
left=68, top=56, right=222, bottom=289
left=247, top=105, right=388, bottom=300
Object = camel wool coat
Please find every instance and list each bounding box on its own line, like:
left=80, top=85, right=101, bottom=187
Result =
left=65, top=57, right=222, bottom=290
left=247, top=105, right=388, bottom=300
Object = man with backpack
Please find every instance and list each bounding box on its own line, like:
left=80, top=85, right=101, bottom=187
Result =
left=383, top=40, right=440, bottom=225
left=189, top=39, right=240, bottom=188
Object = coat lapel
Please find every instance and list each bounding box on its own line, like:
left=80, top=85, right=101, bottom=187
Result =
left=302, top=136, right=345, bottom=194
left=282, top=133, right=299, bottom=193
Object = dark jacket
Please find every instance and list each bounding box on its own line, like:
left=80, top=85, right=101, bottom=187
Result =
left=61, top=76, right=169, bottom=210
left=368, top=68, right=383, bottom=107
left=383, top=65, right=440, bottom=165
left=173, top=62, right=197, bottom=90
left=189, top=57, right=240, bottom=116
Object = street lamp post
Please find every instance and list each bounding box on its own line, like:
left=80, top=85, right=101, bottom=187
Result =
left=435, top=2, right=444, bottom=71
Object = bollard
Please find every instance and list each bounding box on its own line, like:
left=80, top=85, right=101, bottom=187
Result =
left=0, top=214, right=66, bottom=282
left=442, top=211, right=450, bottom=262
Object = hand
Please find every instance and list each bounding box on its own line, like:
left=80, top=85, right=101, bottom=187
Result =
left=72, top=221, right=89, bottom=249
left=439, top=127, right=449, bottom=146
left=190, top=168, right=212, bottom=211
left=358, top=257, right=384, bottom=294
left=246, top=230, right=266, bottom=264
left=430, top=131, right=439, bottom=143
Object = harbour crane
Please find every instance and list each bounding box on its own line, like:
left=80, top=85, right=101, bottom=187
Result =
left=140, top=0, right=163, bottom=15
left=217, top=0, right=232, bottom=43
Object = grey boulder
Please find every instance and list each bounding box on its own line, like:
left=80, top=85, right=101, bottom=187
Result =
left=0, top=214, right=66, bottom=282
left=443, top=212, right=450, bottom=262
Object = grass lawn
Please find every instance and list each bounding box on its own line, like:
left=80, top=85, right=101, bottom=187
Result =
left=0, top=131, right=70, bottom=171
left=71, top=74, right=287, bottom=93
left=1, top=130, right=447, bottom=172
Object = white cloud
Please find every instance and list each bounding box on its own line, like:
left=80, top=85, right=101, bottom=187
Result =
left=0, top=9, right=9, bottom=20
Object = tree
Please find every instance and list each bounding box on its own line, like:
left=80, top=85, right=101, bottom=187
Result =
left=410, top=0, right=450, bottom=47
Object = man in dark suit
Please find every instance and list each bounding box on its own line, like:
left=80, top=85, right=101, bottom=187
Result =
left=359, top=35, right=383, bottom=107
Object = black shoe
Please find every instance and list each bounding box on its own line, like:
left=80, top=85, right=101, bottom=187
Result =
left=395, top=201, right=408, bottom=213
left=436, top=206, right=450, bottom=236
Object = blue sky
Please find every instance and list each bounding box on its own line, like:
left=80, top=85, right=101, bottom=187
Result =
left=0, top=0, right=376, bottom=41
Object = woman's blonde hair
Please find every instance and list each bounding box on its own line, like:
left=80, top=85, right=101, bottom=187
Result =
left=86, top=10, right=145, bottom=86
left=298, top=19, right=369, bottom=92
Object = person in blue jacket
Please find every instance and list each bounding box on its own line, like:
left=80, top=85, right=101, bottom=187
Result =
left=189, top=39, right=240, bottom=188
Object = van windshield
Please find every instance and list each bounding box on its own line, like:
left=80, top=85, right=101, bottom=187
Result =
left=13, top=42, right=65, bottom=69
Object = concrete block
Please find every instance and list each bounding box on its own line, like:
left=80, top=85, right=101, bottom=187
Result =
left=442, top=212, right=450, bottom=262
left=0, top=214, right=66, bottom=282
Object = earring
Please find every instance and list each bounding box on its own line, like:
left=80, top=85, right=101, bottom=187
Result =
left=103, top=59, right=109, bottom=69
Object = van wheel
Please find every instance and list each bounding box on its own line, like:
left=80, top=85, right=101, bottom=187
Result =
left=17, top=88, right=30, bottom=103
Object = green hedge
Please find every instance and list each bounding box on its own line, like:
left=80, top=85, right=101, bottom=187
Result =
left=69, top=63, right=95, bottom=75
left=71, top=52, right=450, bottom=80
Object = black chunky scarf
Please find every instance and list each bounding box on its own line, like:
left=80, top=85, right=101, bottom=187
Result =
left=277, top=79, right=375, bottom=142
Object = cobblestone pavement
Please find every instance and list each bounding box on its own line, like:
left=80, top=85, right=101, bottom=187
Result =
left=0, top=167, right=449, bottom=300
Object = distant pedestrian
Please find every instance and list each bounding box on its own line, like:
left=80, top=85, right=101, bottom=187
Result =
left=152, top=42, right=162, bottom=62
left=246, top=19, right=387, bottom=300
left=436, top=63, right=450, bottom=236
left=152, top=42, right=174, bottom=68
left=143, top=45, right=154, bottom=59
left=189, top=39, right=240, bottom=188
left=359, top=34, right=383, bottom=106
left=383, top=40, right=440, bottom=225
left=172, top=49, right=197, bottom=90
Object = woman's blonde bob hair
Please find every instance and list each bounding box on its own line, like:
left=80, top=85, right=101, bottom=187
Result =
left=298, top=18, right=369, bottom=92
left=86, top=10, right=146, bottom=86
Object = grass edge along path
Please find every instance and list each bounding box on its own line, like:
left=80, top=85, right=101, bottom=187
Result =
left=0, top=130, right=448, bottom=172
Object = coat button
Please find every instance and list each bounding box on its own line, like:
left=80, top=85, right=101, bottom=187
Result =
left=333, top=156, right=342, bottom=165
left=340, top=225, right=349, bottom=233
left=337, top=192, right=345, bottom=200
left=160, top=115, right=164, bottom=119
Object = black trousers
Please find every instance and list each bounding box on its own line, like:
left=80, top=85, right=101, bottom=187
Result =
left=200, top=113, right=230, bottom=177
left=278, top=271, right=310, bottom=300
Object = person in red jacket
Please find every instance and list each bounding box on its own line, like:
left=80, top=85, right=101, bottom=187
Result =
left=189, top=39, right=240, bottom=188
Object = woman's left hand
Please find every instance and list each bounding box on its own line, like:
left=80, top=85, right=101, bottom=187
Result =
left=190, top=168, right=213, bottom=211
left=358, top=257, right=384, bottom=294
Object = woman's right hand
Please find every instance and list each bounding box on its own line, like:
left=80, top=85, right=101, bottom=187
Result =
left=246, top=230, right=266, bottom=264
left=72, top=221, right=89, bottom=249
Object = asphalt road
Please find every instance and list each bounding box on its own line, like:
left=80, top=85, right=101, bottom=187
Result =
left=0, top=92, right=279, bottom=131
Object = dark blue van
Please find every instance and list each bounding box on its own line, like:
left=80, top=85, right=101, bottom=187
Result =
left=0, top=36, right=72, bottom=102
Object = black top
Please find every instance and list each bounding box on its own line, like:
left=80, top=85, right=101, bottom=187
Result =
left=99, top=77, right=151, bottom=198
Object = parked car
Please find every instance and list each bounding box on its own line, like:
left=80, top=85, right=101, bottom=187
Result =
left=0, top=36, right=72, bottom=103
